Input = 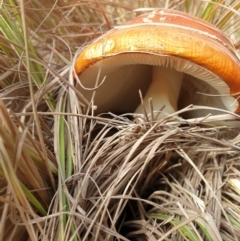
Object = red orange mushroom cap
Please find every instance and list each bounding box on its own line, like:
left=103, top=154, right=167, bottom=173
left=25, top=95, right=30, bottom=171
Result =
left=74, top=9, right=240, bottom=115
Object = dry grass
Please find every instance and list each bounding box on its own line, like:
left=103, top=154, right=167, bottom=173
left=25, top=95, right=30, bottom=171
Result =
left=0, top=0, right=240, bottom=240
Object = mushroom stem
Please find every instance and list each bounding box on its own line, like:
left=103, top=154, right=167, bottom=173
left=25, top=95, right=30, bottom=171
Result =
left=135, top=66, right=184, bottom=117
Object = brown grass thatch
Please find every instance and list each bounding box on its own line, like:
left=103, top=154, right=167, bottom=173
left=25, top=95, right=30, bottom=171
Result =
left=0, top=0, right=240, bottom=240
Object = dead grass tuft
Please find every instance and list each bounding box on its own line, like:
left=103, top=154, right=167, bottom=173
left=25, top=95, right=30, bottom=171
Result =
left=0, top=0, right=240, bottom=240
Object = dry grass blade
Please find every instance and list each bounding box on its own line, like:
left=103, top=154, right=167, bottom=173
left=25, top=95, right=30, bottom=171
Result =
left=0, top=98, right=57, bottom=240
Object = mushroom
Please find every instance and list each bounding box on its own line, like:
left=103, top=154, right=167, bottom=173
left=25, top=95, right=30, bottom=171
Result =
left=74, top=9, right=240, bottom=118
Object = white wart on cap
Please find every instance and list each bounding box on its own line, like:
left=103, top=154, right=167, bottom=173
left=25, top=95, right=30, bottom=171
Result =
left=74, top=9, right=240, bottom=118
